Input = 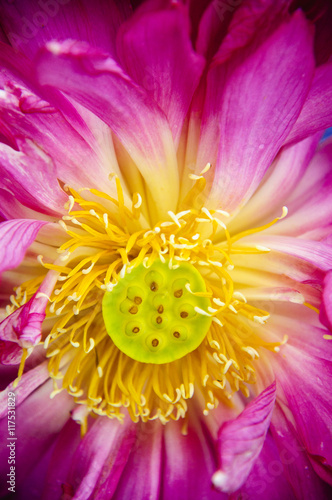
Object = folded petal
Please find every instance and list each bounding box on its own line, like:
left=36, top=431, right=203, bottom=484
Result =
left=198, top=10, right=314, bottom=213
left=0, top=271, right=57, bottom=364
left=212, top=382, right=276, bottom=494
left=0, top=0, right=131, bottom=59
left=0, top=219, right=46, bottom=274
left=117, top=3, right=205, bottom=148
left=36, top=40, right=179, bottom=218
left=286, top=62, right=332, bottom=145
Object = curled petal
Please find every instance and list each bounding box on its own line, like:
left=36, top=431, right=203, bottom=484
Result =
left=212, top=382, right=276, bottom=494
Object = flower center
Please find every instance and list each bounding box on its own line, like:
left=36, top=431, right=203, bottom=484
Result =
left=8, top=173, right=288, bottom=425
left=102, top=259, right=212, bottom=364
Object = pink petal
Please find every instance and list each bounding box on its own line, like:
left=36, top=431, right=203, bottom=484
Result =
left=240, top=235, right=332, bottom=271
left=0, top=219, right=46, bottom=274
left=320, top=271, right=332, bottom=332
left=0, top=271, right=57, bottom=364
left=0, top=378, right=73, bottom=497
left=163, top=419, right=224, bottom=500
left=0, top=80, right=111, bottom=194
left=117, top=3, right=205, bottom=147
left=229, top=133, right=320, bottom=233
left=271, top=404, right=332, bottom=498
left=286, top=62, right=332, bottom=145
left=36, top=40, right=179, bottom=216
left=113, top=422, right=162, bottom=499
left=65, top=416, right=136, bottom=500
left=198, top=10, right=315, bottom=212
left=212, top=382, right=276, bottom=494
left=0, top=0, right=131, bottom=60
left=234, top=432, right=297, bottom=500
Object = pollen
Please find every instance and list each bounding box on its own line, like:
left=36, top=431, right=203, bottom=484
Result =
left=7, top=174, right=288, bottom=424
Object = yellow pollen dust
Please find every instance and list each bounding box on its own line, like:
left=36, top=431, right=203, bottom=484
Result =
left=9, top=172, right=287, bottom=424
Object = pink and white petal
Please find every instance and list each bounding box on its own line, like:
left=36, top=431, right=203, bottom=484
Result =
left=64, top=416, right=136, bottom=500
left=117, top=3, right=205, bottom=147
left=320, top=271, right=332, bottom=331
left=0, top=189, right=52, bottom=221
left=113, top=421, right=162, bottom=499
left=0, top=83, right=111, bottom=194
left=198, top=10, right=315, bottom=213
left=163, top=419, right=225, bottom=500
left=0, top=219, right=46, bottom=274
left=36, top=41, right=179, bottom=218
left=0, top=378, right=73, bottom=497
left=0, top=270, right=57, bottom=364
left=286, top=62, right=332, bottom=145
left=237, top=236, right=332, bottom=271
left=271, top=404, right=332, bottom=498
left=0, top=0, right=131, bottom=60
left=228, top=134, right=320, bottom=233
left=212, top=382, right=276, bottom=494
left=233, top=433, right=296, bottom=500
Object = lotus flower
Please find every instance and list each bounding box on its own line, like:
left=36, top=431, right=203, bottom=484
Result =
left=0, top=0, right=332, bottom=498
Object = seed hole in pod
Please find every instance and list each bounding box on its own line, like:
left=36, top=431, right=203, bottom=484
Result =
left=129, top=305, right=138, bottom=314
left=132, top=326, right=140, bottom=333
left=150, top=281, right=158, bottom=292
left=174, top=289, right=183, bottom=298
left=156, top=316, right=162, bottom=324
left=152, top=338, right=159, bottom=347
left=157, top=305, right=164, bottom=313
left=173, top=331, right=180, bottom=338
left=134, top=296, right=142, bottom=304
left=180, top=311, right=188, bottom=318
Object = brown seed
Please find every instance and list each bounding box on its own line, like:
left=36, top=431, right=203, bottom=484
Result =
left=152, top=338, right=159, bottom=347
left=156, top=316, right=162, bottom=324
left=174, top=289, right=183, bottom=298
left=180, top=311, right=188, bottom=318
left=150, top=282, right=158, bottom=291
left=134, top=296, right=142, bottom=304
left=157, top=305, right=164, bottom=313
left=132, top=326, right=140, bottom=333
left=129, top=305, right=138, bottom=314
left=173, top=331, right=180, bottom=338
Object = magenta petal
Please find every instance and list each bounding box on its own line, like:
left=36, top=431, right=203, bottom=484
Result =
left=286, top=62, right=332, bottom=145
left=0, top=219, right=46, bottom=274
left=320, top=271, right=332, bottom=331
left=65, top=416, right=136, bottom=499
left=36, top=40, right=179, bottom=215
left=198, top=10, right=315, bottom=212
left=113, top=422, right=162, bottom=499
left=0, top=0, right=131, bottom=60
left=118, top=3, right=205, bottom=147
left=163, top=419, right=225, bottom=500
left=212, top=382, right=276, bottom=494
